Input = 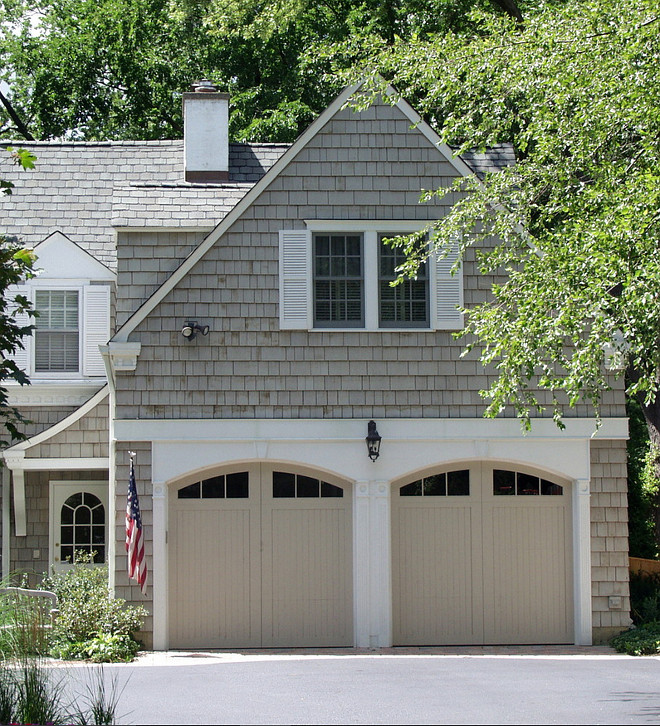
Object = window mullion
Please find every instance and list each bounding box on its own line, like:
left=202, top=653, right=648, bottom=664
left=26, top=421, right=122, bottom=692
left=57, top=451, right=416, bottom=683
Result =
left=364, top=230, right=379, bottom=329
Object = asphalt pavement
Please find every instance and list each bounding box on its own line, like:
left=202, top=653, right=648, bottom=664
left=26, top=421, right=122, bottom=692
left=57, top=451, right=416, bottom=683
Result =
left=58, top=647, right=660, bottom=725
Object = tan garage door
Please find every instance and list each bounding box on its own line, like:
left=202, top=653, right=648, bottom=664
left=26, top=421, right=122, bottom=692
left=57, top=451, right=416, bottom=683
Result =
left=169, top=464, right=353, bottom=648
left=392, top=462, right=572, bottom=645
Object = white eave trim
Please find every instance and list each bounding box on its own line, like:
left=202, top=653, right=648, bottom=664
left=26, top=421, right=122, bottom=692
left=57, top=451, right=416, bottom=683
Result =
left=20, top=457, right=108, bottom=470
left=5, top=381, right=106, bottom=407
left=103, top=342, right=142, bottom=373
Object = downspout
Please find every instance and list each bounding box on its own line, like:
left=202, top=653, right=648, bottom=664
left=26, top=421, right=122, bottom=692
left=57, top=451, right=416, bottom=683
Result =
left=2, top=465, right=10, bottom=580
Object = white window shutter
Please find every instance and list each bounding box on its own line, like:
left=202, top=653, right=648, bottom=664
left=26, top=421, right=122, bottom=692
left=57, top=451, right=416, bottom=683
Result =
left=279, top=230, right=311, bottom=329
left=7, top=285, right=32, bottom=374
left=82, top=285, right=111, bottom=377
left=432, top=239, right=464, bottom=330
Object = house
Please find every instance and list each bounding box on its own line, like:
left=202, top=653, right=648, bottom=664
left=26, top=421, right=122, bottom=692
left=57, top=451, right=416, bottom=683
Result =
left=0, top=81, right=631, bottom=649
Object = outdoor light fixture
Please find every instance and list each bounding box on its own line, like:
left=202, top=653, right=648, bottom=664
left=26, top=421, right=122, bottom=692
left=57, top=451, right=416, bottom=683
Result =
left=181, top=321, right=210, bottom=341
left=366, top=420, right=382, bottom=462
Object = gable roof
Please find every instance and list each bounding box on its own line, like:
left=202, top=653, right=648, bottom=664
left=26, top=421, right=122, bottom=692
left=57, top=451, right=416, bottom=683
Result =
left=111, top=81, right=513, bottom=343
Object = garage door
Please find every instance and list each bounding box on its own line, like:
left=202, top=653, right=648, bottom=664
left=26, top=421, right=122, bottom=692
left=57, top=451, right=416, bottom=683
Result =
left=168, top=464, right=353, bottom=648
left=392, top=462, right=572, bottom=645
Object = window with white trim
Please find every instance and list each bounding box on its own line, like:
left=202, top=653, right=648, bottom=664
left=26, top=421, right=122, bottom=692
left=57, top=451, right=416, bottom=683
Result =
left=34, top=290, right=80, bottom=372
left=378, top=235, right=429, bottom=327
left=9, top=283, right=111, bottom=378
left=280, top=223, right=462, bottom=331
left=313, top=234, right=364, bottom=327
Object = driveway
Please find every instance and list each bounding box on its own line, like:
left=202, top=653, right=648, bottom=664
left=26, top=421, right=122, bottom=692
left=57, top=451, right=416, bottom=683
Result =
left=62, top=647, right=660, bottom=725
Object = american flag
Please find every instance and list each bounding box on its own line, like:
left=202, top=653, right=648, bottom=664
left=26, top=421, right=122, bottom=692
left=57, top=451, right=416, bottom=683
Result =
left=126, top=456, right=147, bottom=595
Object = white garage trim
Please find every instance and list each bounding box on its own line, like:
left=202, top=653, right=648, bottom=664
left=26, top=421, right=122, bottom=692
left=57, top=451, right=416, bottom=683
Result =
left=141, top=417, right=620, bottom=649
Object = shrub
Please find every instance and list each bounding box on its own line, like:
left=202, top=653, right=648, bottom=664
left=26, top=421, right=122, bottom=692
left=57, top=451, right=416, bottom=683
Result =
left=42, top=552, right=146, bottom=662
left=629, top=570, right=660, bottom=625
left=611, top=621, right=660, bottom=656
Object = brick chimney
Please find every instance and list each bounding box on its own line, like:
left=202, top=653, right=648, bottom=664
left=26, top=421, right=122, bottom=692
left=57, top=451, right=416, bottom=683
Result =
left=183, top=80, right=229, bottom=182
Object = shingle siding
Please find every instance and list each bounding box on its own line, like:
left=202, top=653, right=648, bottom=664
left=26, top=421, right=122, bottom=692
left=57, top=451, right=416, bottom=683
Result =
left=115, top=98, right=626, bottom=421
left=24, top=400, right=109, bottom=459
left=590, top=439, right=632, bottom=642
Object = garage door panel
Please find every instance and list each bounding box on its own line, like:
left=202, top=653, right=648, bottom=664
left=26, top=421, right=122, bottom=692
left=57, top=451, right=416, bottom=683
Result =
left=169, top=506, right=260, bottom=648
left=263, top=505, right=352, bottom=646
left=393, top=503, right=483, bottom=645
left=393, top=463, right=573, bottom=646
left=484, top=503, right=572, bottom=643
left=170, top=465, right=353, bottom=648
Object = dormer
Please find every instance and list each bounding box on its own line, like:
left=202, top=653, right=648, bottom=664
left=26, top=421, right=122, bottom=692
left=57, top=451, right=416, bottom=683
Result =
left=7, top=231, right=114, bottom=406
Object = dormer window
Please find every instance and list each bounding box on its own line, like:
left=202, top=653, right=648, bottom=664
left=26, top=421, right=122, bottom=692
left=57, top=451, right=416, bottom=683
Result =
left=34, top=290, right=80, bottom=372
left=6, top=232, right=114, bottom=393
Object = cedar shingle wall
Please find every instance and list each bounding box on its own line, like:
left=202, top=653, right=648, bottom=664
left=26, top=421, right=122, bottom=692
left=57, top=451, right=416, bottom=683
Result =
left=24, top=399, right=109, bottom=459
left=115, top=99, right=625, bottom=421
left=116, top=231, right=203, bottom=329
left=14, top=406, right=79, bottom=439
left=590, top=439, right=632, bottom=642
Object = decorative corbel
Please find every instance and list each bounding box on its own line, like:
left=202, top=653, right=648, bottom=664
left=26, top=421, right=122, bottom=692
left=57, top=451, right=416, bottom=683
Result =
left=106, top=342, right=142, bottom=374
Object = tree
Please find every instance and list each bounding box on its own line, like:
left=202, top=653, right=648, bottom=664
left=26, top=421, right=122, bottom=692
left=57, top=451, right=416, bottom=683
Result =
left=0, top=146, right=36, bottom=444
left=0, top=0, right=532, bottom=142
left=350, top=0, right=660, bottom=528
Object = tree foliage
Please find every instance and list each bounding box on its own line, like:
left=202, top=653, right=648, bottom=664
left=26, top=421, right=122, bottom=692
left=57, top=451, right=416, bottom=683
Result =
left=0, top=147, right=36, bottom=444
left=0, top=0, right=532, bottom=142
left=348, top=0, right=660, bottom=434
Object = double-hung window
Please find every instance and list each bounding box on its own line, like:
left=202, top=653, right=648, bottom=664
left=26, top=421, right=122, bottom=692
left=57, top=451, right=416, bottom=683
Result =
left=34, top=290, right=80, bottom=372
left=378, top=236, right=429, bottom=328
left=313, top=234, right=364, bottom=327
left=280, top=223, right=462, bottom=331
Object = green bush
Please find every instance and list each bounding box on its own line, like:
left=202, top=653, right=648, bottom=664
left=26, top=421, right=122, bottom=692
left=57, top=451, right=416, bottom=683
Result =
left=611, top=621, right=660, bottom=656
left=629, top=570, right=660, bottom=625
left=42, top=553, right=146, bottom=663
left=0, top=589, right=52, bottom=658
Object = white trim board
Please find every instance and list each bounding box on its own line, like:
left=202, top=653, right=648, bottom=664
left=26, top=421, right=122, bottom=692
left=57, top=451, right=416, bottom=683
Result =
left=116, top=416, right=628, bottom=444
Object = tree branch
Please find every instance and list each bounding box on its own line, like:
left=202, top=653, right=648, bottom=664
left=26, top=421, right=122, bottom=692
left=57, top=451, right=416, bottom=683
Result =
left=0, top=90, right=34, bottom=141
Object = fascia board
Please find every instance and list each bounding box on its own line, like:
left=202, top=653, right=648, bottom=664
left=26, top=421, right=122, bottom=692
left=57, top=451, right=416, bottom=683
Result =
left=386, top=86, right=478, bottom=180
left=112, top=81, right=364, bottom=343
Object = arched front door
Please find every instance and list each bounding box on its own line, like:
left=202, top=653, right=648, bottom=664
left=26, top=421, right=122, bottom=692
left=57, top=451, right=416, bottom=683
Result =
left=168, top=463, right=353, bottom=648
left=391, top=462, right=573, bottom=645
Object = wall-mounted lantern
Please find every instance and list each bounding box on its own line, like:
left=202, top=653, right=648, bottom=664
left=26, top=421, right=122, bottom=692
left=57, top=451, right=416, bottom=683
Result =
left=366, top=420, right=382, bottom=462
